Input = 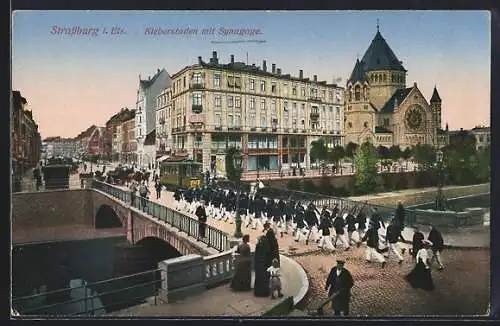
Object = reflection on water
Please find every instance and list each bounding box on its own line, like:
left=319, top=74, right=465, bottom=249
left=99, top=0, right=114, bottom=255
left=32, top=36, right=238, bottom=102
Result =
left=19, top=279, right=106, bottom=315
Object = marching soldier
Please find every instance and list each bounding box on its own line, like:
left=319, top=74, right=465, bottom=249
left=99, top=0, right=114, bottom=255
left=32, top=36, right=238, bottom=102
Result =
left=304, top=203, right=320, bottom=245
left=345, top=209, right=358, bottom=248
left=356, top=208, right=367, bottom=241
left=293, top=202, right=307, bottom=243
left=318, top=210, right=334, bottom=251
left=333, top=212, right=348, bottom=250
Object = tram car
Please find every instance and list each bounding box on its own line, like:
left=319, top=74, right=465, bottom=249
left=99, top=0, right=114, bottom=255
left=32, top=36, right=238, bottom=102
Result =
left=159, top=158, right=202, bottom=189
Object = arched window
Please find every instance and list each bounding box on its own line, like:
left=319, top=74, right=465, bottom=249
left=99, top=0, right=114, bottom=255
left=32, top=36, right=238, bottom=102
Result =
left=354, top=85, right=361, bottom=101
left=363, top=86, right=367, bottom=100
left=364, top=121, right=368, bottom=128
left=348, top=86, right=352, bottom=101
left=375, top=75, right=379, bottom=83
left=371, top=74, right=374, bottom=82
left=383, top=74, right=387, bottom=82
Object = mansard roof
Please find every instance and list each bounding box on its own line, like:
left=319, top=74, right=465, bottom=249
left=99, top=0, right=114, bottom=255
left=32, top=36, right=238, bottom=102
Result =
left=360, top=30, right=406, bottom=72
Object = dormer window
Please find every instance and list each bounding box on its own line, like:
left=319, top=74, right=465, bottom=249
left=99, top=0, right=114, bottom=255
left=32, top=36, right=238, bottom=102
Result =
left=354, top=85, right=361, bottom=101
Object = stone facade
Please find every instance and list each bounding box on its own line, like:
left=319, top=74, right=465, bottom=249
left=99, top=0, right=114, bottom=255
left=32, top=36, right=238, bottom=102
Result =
left=344, top=29, right=446, bottom=149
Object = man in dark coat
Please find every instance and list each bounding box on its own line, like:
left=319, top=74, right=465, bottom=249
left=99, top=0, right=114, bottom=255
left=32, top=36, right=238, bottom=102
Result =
left=345, top=210, right=358, bottom=248
left=410, top=227, right=425, bottom=260
left=324, top=260, right=354, bottom=316
left=395, top=202, right=406, bottom=232
left=333, top=213, right=347, bottom=250
left=370, top=207, right=385, bottom=230
left=195, top=201, right=208, bottom=239
left=385, top=218, right=405, bottom=264
left=356, top=209, right=367, bottom=241
left=361, top=226, right=387, bottom=268
left=253, top=235, right=271, bottom=297
left=428, top=225, right=445, bottom=270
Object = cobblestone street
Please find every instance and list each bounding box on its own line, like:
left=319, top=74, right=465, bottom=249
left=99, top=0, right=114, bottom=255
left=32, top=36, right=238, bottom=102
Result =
left=295, top=246, right=490, bottom=316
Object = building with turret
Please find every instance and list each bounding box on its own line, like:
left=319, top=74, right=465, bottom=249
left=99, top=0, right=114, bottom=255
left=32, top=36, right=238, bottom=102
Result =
left=344, top=26, right=447, bottom=148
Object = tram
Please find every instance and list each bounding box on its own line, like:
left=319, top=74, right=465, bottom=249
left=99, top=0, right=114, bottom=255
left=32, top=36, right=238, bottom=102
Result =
left=159, top=158, right=202, bottom=189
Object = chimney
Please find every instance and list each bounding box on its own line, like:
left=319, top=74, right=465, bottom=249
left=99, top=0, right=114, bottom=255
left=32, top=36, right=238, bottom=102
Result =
left=263, top=60, right=267, bottom=72
left=212, top=51, right=218, bottom=64
left=299, top=70, right=303, bottom=79
left=198, top=56, right=202, bottom=64
left=148, top=76, right=151, bottom=80
left=313, top=75, right=317, bottom=82
left=272, top=64, right=276, bottom=73
left=157, top=68, right=160, bottom=74
left=230, top=55, right=234, bottom=64
left=277, top=68, right=281, bottom=75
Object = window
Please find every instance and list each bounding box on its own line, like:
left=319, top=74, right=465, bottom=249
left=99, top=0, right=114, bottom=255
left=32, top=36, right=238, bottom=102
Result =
left=301, top=88, right=305, bottom=97
left=192, top=93, right=202, bottom=106
left=214, top=113, right=221, bottom=127
left=354, top=86, right=361, bottom=101
left=260, top=81, right=266, bottom=92
left=249, top=98, right=255, bottom=109
left=214, top=95, right=221, bottom=107
left=328, top=91, right=333, bottom=100
left=260, top=115, right=267, bottom=128
left=234, top=114, right=241, bottom=127
left=213, top=73, right=220, bottom=87
left=192, top=72, right=203, bottom=84
left=227, top=76, right=235, bottom=87
left=228, top=115, right=234, bottom=127
left=234, top=77, right=241, bottom=88
left=249, top=112, right=256, bottom=127
left=364, top=105, right=368, bottom=110
left=235, top=96, right=241, bottom=108
left=284, top=101, right=288, bottom=111
left=227, top=95, right=234, bottom=107
left=479, top=136, right=484, bottom=142
left=364, top=121, right=368, bottom=128
left=271, top=100, right=276, bottom=111
left=261, top=99, right=266, bottom=110
left=336, top=121, right=340, bottom=131
left=271, top=82, right=277, bottom=93
left=301, top=103, right=305, bottom=116
left=183, top=76, right=186, bottom=88
left=384, top=118, right=389, bottom=126
left=322, top=90, right=326, bottom=99
left=336, top=106, right=340, bottom=117
left=283, top=84, right=288, bottom=95
left=249, top=79, right=255, bottom=91
left=348, top=122, right=352, bottom=128
left=292, top=87, right=297, bottom=95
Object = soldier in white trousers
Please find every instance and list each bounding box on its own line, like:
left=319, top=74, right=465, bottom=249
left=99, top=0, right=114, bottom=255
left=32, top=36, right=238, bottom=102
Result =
left=384, top=219, right=405, bottom=264
left=362, top=226, right=387, bottom=268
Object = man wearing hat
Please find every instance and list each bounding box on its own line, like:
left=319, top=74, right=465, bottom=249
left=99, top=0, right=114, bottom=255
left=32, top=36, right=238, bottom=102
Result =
left=323, top=259, right=354, bottom=316
left=195, top=199, right=208, bottom=239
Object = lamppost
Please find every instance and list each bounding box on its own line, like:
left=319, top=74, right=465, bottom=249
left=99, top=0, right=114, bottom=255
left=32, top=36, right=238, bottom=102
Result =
left=435, top=149, right=446, bottom=211
left=233, top=151, right=244, bottom=239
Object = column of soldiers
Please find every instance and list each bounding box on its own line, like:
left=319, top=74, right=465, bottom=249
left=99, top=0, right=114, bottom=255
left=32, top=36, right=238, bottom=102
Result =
left=172, top=184, right=408, bottom=269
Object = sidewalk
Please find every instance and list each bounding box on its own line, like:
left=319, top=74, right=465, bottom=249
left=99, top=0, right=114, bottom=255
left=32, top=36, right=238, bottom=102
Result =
left=110, top=254, right=308, bottom=316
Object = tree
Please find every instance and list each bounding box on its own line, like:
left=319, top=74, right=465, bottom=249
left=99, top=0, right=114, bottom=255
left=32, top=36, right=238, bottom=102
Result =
left=345, top=142, right=358, bottom=158
left=328, top=146, right=345, bottom=168
left=412, top=144, right=436, bottom=171
left=388, top=145, right=402, bottom=160
left=402, top=146, right=413, bottom=170
left=225, top=147, right=243, bottom=182
left=309, top=139, right=328, bottom=165
left=354, top=141, right=379, bottom=194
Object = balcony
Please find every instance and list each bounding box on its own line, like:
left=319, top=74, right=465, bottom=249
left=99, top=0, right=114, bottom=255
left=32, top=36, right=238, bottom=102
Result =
left=250, top=127, right=256, bottom=131
left=310, top=112, right=320, bottom=120
left=309, top=96, right=322, bottom=102
left=189, top=113, right=205, bottom=124
left=189, top=82, right=205, bottom=90
left=192, top=104, right=203, bottom=114
left=159, top=118, right=166, bottom=125
left=302, top=129, right=307, bottom=133
left=293, top=128, right=299, bottom=133
left=215, top=126, right=222, bottom=131
left=260, top=127, right=268, bottom=132
left=322, top=130, right=327, bottom=134
left=228, top=126, right=242, bottom=131
left=272, top=128, right=277, bottom=132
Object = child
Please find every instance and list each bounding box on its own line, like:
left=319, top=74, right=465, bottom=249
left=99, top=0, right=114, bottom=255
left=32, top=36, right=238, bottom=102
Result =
left=267, top=258, right=284, bottom=299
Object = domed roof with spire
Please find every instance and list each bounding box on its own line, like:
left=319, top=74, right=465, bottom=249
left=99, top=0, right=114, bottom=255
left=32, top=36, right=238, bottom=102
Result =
left=360, top=25, right=406, bottom=72
left=347, top=59, right=368, bottom=84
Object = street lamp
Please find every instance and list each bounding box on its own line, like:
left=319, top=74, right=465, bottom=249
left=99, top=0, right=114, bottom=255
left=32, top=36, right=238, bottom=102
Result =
left=233, top=151, right=244, bottom=239
left=435, top=149, right=446, bottom=211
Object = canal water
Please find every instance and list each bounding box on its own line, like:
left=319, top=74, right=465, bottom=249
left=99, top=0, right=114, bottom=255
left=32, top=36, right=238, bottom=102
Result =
left=12, top=236, right=181, bottom=316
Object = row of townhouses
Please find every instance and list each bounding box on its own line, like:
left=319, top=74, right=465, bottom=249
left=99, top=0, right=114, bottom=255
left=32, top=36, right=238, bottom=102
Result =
left=11, top=91, right=42, bottom=181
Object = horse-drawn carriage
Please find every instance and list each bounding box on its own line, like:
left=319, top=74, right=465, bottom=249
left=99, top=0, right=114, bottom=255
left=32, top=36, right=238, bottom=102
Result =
left=106, top=167, right=151, bottom=185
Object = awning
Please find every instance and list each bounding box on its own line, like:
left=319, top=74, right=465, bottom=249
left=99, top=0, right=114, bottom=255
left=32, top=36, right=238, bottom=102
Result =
left=157, top=155, right=170, bottom=162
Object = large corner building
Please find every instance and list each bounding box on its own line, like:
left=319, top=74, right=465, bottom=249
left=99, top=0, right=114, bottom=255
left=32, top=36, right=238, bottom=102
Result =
left=160, top=51, right=345, bottom=178
left=344, top=27, right=448, bottom=148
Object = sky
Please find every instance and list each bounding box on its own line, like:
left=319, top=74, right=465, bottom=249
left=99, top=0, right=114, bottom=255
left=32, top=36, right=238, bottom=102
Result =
left=12, top=10, right=490, bottom=139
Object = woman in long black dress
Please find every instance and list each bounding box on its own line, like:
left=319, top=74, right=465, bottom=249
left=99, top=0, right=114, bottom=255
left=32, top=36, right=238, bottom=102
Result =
left=405, top=239, right=435, bottom=291
left=230, top=235, right=252, bottom=291
left=253, top=236, right=272, bottom=297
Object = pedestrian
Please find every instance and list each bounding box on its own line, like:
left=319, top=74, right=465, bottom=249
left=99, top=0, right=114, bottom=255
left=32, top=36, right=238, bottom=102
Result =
left=361, top=226, right=387, bottom=268
left=356, top=209, right=367, bottom=243
left=230, top=234, right=252, bottom=291
left=385, top=218, right=405, bottom=264
left=345, top=210, right=358, bottom=248
left=264, top=222, right=280, bottom=266
left=395, top=202, right=405, bottom=231
left=195, top=200, right=208, bottom=239
left=138, top=181, right=149, bottom=210
left=254, top=235, right=272, bottom=297
left=333, top=213, right=348, bottom=250
left=405, top=239, right=435, bottom=291
left=318, top=212, right=334, bottom=251
left=410, top=227, right=425, bottom=260
left=129, top=181, right=137, bottom=206
left=428, top=225, right=445, bottom=271
left=267, top=258, right=284, bottom=299
left=324, top=260, right=354, bottom=316
left=155, top=180, right=162, bottom=200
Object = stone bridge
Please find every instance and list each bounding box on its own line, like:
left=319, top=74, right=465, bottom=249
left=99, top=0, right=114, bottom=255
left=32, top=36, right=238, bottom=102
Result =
left=12, top=189, right=219, bottom=256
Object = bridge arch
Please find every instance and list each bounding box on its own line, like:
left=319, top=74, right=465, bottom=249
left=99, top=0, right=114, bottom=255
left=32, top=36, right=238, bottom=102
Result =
left=95, top=204, right=124, bottom=229
left=134, top=237, right=182, bottom=270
